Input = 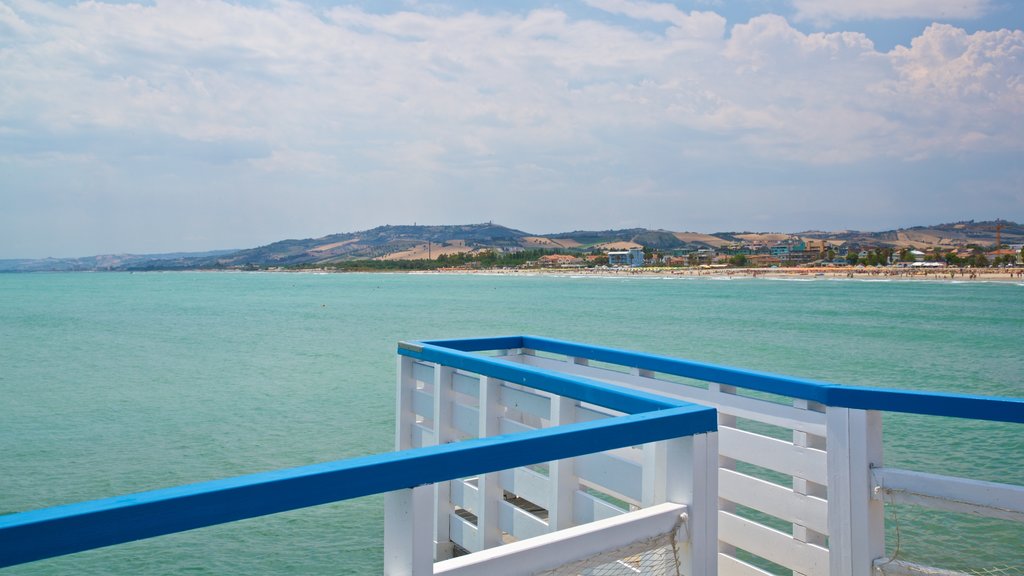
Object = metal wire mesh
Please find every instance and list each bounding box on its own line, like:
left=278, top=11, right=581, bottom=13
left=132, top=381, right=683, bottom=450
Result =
left=967, top=567, right=1023, bottom=576
left=874, top=559, right=1023, bottom=576
left=535, top=528, right=682, bottom=576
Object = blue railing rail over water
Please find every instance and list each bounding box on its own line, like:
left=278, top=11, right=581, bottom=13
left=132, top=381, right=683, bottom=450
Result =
left=0, top=340, right=717, bottom=570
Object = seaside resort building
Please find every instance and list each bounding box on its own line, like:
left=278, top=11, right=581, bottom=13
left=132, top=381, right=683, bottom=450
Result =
left=607, top=248, right=645, bottom=267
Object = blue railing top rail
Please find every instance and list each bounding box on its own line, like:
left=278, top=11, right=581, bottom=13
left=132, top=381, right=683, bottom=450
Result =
left=402, top=335, right=1024, bottom=424
left=399, top=339, right=689, bottom=415
left=0, top=342, right=716, bottom=569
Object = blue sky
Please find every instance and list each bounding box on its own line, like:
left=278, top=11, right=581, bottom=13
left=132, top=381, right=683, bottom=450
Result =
left=1, top=0, right=1022, bottom=258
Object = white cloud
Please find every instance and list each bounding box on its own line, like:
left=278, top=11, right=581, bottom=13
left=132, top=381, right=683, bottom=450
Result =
left=583, top=0, right=726, bottom=39
left=725, top=14, right=878, bottom=70
left=1, top=1, right=1019, bottom=166
left=792, top=0, right=993, bottom=26
left=706, top=15, right=1023, bottom=162
left=584, top=0, right=689, bottom=25
left=884, top=24, right=1024, bottom=154
left=0, top=2, right=31, bottom=34
left=248, top=149, right=336, bottom=174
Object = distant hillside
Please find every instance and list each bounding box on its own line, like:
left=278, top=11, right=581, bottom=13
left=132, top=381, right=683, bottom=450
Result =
left=205, top=224, right=532, bottom=268
left=798, top=220, right=1023, bottom=249
left=3, top=220, right=1019, bottom=271
left=0, top=250, right=237, bottom=272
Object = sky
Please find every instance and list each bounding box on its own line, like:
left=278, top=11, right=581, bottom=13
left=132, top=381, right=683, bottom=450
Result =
left=1, top=0, right=1023, bottom=258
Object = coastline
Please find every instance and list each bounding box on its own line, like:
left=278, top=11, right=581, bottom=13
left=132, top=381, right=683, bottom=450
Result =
left=410, top=266, right=1024, bottom=282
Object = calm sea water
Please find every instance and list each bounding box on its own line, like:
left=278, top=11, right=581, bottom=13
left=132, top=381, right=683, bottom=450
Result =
left=1, top=272, right=1021, bottom=574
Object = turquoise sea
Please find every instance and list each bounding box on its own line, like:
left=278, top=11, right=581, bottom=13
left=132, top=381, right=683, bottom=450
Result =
left=1, top=272, right=1021, bottom=574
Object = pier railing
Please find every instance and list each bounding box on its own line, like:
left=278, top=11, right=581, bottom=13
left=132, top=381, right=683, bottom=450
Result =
left=2, top=335, right=1020, bottom=576
left=412, top=336, right=1022, bottom=576
left=394, top=339, right=719, bottom=575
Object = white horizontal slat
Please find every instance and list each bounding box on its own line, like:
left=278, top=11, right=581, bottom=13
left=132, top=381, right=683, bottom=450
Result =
left=606, top=445, right=644, bottom=465
left=411, top=422, right=430, bottom=448
left=576, top=452, right=642, bottom=505
left=452, top=371, right=480, bottom=398
left=720, top=426, right=828, bottom=486
left=499, top=499, right=548, bottom=541
left=499, top=466, right=550, bottom=510
left=719, top=552, right=775, bottom=576
left=449, top=513, right=478, bottom=553
left=452, top=402, right=478, bottom=438
left=451, top=478, right=479, bottom=514
left=872, top=467, right=1024, bottom=522
left=501, top=351, right=527, bottom=364
left=713, top=393, right=827, bottom=438
left=574, top=404, right=611, bottom=423
left=719, top=511, right=829, bottom=576
left=411, top=388, right=433, bottom=419
left=499, top=416, right=534, bottom=435
left=412, top=361, right=434, bottom=384
left=500, top=384, right=550, bottom=420
left=573, top=490, right=627, bottom=525
left=520, top=354, right=826, bottom=436
left=719, top=468, right=829, bottom=535
left=436, top=503, right=687, bottom=576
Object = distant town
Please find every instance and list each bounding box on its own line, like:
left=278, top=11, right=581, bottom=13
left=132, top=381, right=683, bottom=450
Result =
left=290, top=240, right=1023, bottom=275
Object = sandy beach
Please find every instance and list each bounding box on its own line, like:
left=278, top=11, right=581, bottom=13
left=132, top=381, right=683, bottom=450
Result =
left=423, top=266, right=1024, bottom=282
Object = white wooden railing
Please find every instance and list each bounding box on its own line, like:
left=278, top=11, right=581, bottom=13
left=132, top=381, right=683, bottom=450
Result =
left=396, top=336, right=1023, bottom=576
left=390, top=345, right=719, bottom=575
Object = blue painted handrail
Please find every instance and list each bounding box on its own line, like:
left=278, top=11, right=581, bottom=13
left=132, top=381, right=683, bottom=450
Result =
left=400, top=340, right=683, bottom=414
left=0, top=343, right=716, bottom=569
left=7, top=334, right=1018, bottom=569
left=405, top=336, right=1024, bottom=424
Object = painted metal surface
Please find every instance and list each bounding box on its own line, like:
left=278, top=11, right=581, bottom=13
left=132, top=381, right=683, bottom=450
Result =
left=871, top=467, right=1024, bottom=522
left=400, top=340, right=683, bottom=415
left=402, top=336, right=1021, bottom=576
left=404, top=336, right=1024, bottom=423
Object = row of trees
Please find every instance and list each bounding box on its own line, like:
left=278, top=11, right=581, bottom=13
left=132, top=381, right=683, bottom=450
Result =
left=292, top=248, right=559, bottom=272
left=841, top=247, right=1021, bottom=268
left=286, top=245, right=1021, bottom=272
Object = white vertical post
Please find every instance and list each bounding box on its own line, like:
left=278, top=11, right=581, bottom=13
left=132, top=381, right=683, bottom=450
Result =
left=396, top=355, right=416, bottom=451
left=689, top=433, right=719, bottom=576
left=639, top=436, right=673, bottom=574
left=659, top=432, right=718, bottom=576
left=476, top=376, right=503, bottom=550
left=642, top=440, right=666, bottom=507
left=710, top=383, right=737, bottom=559
left=548, top=392, right=579, bottom=531
left=384, top=486, right=434, bottom=575
left=638, top=368, right=662, bottom=509
left=827, top=408, right=885, bottom=576
left=857, top=410, right=885, bottom=573
left=433, top=364, right=456, bottom=560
